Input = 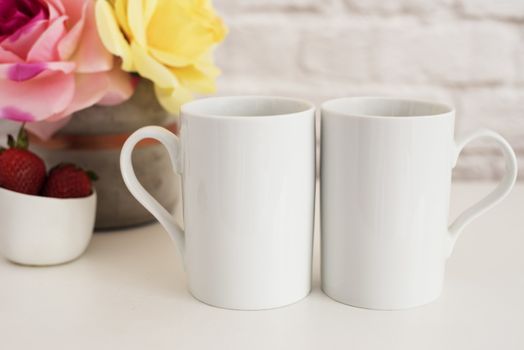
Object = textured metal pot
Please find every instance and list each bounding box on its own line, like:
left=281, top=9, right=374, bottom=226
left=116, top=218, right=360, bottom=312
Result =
left=32, top=80, right=181, bottom=229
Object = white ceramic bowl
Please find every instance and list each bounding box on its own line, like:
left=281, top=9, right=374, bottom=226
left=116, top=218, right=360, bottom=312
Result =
left=0, top=187, right=96, bottom=266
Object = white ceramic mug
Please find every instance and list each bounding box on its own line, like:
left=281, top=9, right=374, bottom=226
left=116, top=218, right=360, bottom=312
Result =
left=121, top=96, right=316, bottom=310
left=321, top=97, right=518, bottom=310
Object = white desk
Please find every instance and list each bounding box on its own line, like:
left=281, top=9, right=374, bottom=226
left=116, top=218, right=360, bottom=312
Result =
left=1, top=183, right=523, bottom=349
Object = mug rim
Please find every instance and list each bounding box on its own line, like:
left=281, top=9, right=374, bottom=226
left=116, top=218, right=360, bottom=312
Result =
left=181, top=95, right=315, bottom=119
left=321, top=96, right=454, bottom=119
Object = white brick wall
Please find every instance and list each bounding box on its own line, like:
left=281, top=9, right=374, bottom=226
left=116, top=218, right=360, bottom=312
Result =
left=459, top=0, right=524, bottom=20
left=213, top=0, right=524, bottom=181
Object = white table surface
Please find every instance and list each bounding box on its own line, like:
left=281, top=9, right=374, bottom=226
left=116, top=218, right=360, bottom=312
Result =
left=1, top=182, right=523, bottom=349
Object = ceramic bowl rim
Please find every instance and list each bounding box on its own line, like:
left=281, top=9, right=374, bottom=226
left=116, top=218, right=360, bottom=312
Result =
left=0, top=186, right=96, bottom=203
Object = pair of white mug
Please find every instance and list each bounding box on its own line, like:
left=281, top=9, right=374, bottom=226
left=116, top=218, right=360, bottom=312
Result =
left=120, top=96, right=517, bottom=311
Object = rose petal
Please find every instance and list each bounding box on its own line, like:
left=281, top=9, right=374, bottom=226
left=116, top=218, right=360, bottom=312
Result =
left=47, top=69, right=131, bottom=119
left=45, top=0, right=66, bottom=18
left=50, top=71, right=110, bottom=119
left=0, top=45, right=22, bottom=63
left=0, top=61, right=75, bottom=80
left=1, top=19, right=47, bottom=59
left=0, top=106, right=34, bottom=122
left=131, top=41, right=177, bottom=89
left=56, top=0, right=84, bottom=26
left=127, top=0, right=147, bottom=47
left=56, top=6, right=84, bottom=60
left=26, top=62, right=134, bottom=139
left=0, top=71, right=74, bottom=122
left=6, top=7, right=47, bottom=41
left=27, top=15, right=67, bottom=61
left=0, top=0, right=45, bottom=38
left=114, top=0, right=132, bottom=39
left=6, top=62, right=46, bottom=81
left=60, top=1, right=113, bottom=73
left=97, top=62, right=134, bottom=105
left=95, top=0, right=134, bottom=71
left=149, top=48, right=192, bottom=68
left=147, top=0, right=227, bottom=67
left=170, top=64, right=217, bottom=94
left=144, top=0, right=158, bottom=27
left=154, top=84, right=192, bottom=115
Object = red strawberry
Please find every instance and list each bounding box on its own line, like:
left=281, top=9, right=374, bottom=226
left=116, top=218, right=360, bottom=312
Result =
left=0, top=126, right=46, bottom=195
left=42, top=163, right=97, bottom=198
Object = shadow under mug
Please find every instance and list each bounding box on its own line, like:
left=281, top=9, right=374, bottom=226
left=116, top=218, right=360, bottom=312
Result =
left=321, top=97, right=518, bottom=310
left=121, top=96, right=316, bottom=310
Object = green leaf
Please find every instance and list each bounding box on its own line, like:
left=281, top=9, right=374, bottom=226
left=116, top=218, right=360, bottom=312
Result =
left=86, top=170, right=99, bottom=181
left=15, top=124, right=28, bottom=149
left=7, top=135, right=15, bottom=148
left=0, top=147, right=5, bottom=154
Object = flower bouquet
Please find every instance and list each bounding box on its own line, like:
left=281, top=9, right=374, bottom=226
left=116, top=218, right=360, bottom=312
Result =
left=0, top=0, right=227, bottom=228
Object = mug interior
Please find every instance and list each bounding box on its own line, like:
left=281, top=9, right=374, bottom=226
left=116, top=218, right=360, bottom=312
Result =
left=322, top=97, right=452, bottom=118
left=181, top=96, right=313, bottom=118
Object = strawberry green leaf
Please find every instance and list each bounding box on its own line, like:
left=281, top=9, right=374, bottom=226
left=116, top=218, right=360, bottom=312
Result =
left=15, top=124, right=28, bottom=149
left=7, top=135, right=15, bottom=148
left=86, top=170, right=99, bottom=181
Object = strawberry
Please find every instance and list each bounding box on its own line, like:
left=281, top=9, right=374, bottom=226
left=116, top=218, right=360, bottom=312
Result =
left=42, top=163, right=97, bottom=198
left=0, top=125, right=46, bottom=195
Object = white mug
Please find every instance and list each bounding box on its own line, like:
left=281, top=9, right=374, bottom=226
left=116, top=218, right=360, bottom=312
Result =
left=121, top=96, right=316, bottom=310
left=321, top=97, right=518, bottom=310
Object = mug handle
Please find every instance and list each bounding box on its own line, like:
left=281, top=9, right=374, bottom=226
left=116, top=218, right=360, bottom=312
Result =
left=120, top=126, right=185, bottom=258
left=447, top=129, right=518, bottom=257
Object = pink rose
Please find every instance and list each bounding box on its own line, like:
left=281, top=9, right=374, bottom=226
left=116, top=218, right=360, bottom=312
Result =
left=0, top=0, right=135, bottom=138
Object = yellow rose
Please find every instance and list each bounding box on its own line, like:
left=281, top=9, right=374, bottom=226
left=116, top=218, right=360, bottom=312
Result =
left=95, top=0, right=227, bottom=113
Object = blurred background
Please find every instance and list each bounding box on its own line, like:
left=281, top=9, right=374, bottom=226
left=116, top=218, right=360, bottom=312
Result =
left=213, top=0, right=524, bottom=181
